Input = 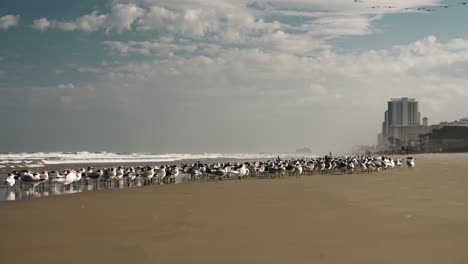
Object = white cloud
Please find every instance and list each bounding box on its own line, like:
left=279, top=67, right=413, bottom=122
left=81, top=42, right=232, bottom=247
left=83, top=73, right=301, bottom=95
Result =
left=103, top=40, right=199, bottom=56
left=57, top=83, right=75, bottom=89
left=0, top=15, right=20, bottom=30
left=107, top=3, right=145, bottom=32
left=31, top=3, right=142, bottom=33
left=33, top=12, right=107, bottom=32
left=29, top=0, right=444, bottom=44
left=32, top=18, right=51, bottom=31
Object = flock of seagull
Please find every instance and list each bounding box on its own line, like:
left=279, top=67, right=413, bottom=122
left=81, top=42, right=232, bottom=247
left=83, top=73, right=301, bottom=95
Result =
left=2, top=156, right=416, bottom=192
left=354, top=0, right=468, bottom=12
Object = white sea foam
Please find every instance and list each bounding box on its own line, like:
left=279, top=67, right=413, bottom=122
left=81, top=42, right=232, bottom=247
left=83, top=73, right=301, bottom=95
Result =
left=0, top=152, right=312, bottom=165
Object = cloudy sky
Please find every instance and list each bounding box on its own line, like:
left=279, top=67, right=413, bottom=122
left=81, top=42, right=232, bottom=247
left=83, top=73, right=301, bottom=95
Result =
left=1, top=0, right=468, bottom=154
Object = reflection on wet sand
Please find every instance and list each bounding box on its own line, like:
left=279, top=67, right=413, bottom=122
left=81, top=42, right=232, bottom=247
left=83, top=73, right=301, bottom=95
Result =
left=1, top=174, right=191, bottom=202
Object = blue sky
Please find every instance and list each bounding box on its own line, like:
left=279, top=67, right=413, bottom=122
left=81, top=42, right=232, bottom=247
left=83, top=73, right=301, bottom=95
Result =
left=1, top=0, right=468, bottom=153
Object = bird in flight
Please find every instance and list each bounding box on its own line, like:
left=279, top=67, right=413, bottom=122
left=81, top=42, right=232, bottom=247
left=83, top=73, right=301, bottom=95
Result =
left=353, top=0, right=468, bottom=13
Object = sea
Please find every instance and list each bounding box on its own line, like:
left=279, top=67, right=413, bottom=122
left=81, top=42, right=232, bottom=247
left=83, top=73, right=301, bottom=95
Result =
left=0, top=151, right=308, bottom=168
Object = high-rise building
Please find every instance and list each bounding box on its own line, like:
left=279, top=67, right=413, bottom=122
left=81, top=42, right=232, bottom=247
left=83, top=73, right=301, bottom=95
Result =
left=387, top=97, right=420, bottom=127
left=379, top=97, right=431, bottom=148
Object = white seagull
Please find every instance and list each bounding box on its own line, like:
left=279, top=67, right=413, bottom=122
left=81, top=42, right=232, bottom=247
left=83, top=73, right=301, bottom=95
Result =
left=4, top=173, right=16, bottom=188
left=406, top=157, right=415, bottom=170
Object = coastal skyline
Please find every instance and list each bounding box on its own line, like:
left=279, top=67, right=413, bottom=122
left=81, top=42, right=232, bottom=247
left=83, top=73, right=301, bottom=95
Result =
left=2, top=0, right=468, bottom=153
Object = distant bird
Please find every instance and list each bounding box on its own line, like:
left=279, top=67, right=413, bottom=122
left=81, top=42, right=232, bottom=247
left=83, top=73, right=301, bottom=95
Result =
left=104, top=168, right=116, bottom=180
left=417, top=7, right=431, bottom=12
left=4, top=173, right=16, bottom=188
left=169, top=166, right=179, bottom=183
left=396, top=159, right=403, bottom=167
left=87, top=169, right=103, bottom=183
left=63, top=170, right=78, bottom=186
left=125, top=167, right=137, bottom=182
left=156, top=165, right=166, bottom=184
left=141, top=167, right=155, bottom=184
left=19, top=170, right=45, bottom=189
left=406, top=157, right=415, bottom=170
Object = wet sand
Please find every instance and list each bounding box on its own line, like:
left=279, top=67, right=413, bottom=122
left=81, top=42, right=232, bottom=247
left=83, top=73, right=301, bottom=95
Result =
left=1, top=153, right=468, bottom=263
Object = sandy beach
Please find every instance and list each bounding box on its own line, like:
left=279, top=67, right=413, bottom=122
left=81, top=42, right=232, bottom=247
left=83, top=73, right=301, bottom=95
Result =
left=1, top=153, right=468, bottom=263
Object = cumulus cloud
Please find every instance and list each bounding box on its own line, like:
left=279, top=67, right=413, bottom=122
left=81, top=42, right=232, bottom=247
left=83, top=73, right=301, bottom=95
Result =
left=31, top=3, right=143, bottom=33
left=107, top=3, right=145, bottom=32
left=30, top=0, right=442, bottom=39
left=102, top=40, right=199, bottom=56
left=0, top=15, right=20, bottom=30
left=32, top=18, right=51, bottom=31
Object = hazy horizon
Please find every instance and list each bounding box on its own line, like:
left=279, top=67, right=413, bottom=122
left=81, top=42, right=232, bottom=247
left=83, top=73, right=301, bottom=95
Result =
left=2, top=0, right=468, bottom=153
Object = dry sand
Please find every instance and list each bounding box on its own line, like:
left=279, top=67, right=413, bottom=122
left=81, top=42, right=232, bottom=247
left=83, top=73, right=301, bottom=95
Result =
left=1, top=153, right=468, bottom=263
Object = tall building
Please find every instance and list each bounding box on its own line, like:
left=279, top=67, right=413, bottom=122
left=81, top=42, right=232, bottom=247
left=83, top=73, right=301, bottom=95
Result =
left=387, top=97, right=420, bottom=127
left=379, top=97, right=431, bottom=148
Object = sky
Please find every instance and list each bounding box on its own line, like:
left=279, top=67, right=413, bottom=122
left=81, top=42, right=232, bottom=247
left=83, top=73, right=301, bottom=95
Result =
left=1, top=0, right=468, bottom=154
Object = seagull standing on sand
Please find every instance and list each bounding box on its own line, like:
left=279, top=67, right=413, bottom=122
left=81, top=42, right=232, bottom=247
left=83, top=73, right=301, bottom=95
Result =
left=4, top=173, right=16, bottom=188
left=62, top=170, right=78, bottom=189
left=19, top=170, right=45, bottom=189
left=125, top=167, right=137, bottom=184
left=169, top=166, right=179, bottom=184
left=115, top=167, right=124, bottom=180
left=406, top=157, right=415, bottom=170
left=141, top=167, right=155, bottom=184
left=238, top=163, right=249, bottom=179
left=156, top=165, right=166, bottom=184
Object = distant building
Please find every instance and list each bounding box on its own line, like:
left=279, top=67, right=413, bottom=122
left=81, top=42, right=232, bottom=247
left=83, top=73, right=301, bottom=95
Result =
left=423, top=117, right=429, bottom=127
left=421, top=126, right=468, bottom=152
left=296, top=147, right=312, bottom=153
left=433, top=117, right=468, bottom=129
left=379, top=97, right=430, bottom=149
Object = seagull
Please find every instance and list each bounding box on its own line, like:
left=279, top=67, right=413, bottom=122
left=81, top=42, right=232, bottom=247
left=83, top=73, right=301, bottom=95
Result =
left=104, top=168, right=116, bottom=180
left=125, top=167, right=137, bottom=185
left=406, top=157, right=415, bottom=170
left=190, top=165, right=203, bottom=181
left=4, top=173, right=16, bottom=188
left=19, top=170, right=45, bottom=189
left=292, top=162, right=303, bottom=178
left=63, top=170, right=78, bottom=186
left=75, top=169, right=84, bottom=184
left=238, top=163, right=249, bottom=179
left=156, top=165, right=167, bottom=184
left=141, top=167, right=155, bottom=184
left=115, top=167, right=124, bottom=180
left=169, top=166, right=179, bottom=184
left=49, top=171, right=66, bottom=184
left=87, top=169, right=103, bottom=183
